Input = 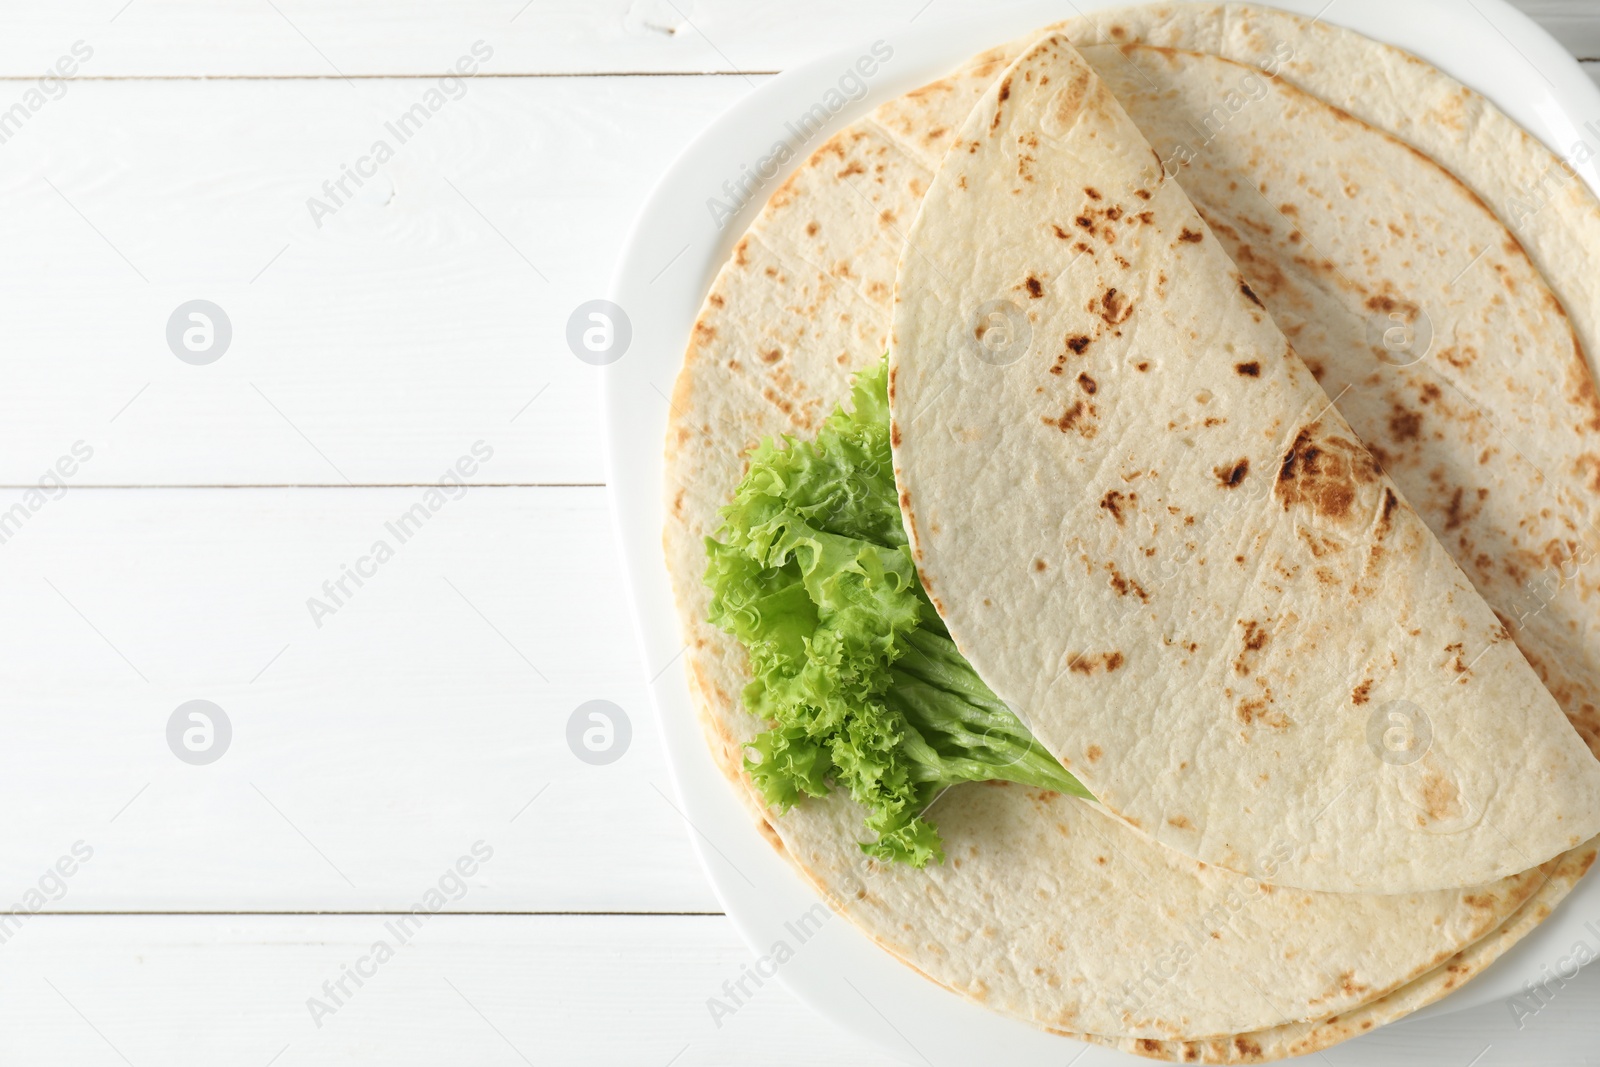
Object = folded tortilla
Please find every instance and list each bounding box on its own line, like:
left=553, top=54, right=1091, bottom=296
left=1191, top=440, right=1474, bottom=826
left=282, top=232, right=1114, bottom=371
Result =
left=662, top=6, right=1600, bottom=1056
left=887, top=32, right=1600, bottom=895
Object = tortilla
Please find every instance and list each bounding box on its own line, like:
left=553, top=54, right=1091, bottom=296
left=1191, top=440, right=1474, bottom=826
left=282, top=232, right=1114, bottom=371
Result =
left=1082, top=839, right=1596, bottom=1062
left=878, top=4, right=1600, bottom=762
left=887, top=32, right=1600, bottom=895
left=661, top=8, right=1600, bottom=1054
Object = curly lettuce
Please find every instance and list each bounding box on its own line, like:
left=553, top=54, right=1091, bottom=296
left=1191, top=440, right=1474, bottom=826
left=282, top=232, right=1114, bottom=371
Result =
left=705, top=358, right=1091, bottom=867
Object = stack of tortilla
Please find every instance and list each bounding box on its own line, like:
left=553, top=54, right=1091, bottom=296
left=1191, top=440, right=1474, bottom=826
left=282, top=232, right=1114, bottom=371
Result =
left=661, top=5, right=1600, bottom=1060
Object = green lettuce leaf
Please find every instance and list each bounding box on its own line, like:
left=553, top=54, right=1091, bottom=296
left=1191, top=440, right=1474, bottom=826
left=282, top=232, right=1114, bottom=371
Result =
left=705, top=357, right=1091, bottom=867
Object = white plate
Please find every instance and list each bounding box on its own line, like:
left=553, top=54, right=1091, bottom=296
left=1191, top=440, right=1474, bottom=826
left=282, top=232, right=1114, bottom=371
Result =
left=603, top=2, right=1600, bottom=1061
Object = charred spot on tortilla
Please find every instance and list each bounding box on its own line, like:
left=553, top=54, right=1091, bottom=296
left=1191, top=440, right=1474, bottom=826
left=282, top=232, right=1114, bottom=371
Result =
left=1084, top=186, right=1102, bottom=200
left=1215, top=458, right=1250, bottom=488
left=1235, top=361, right=1261, bottom=377
left=1066, top=334, right=1092, bottom=355
left=1275, top=425, right=1380, bottom=521
left=1025, top=275, right=1044, bottom=298
left=1178, top=228, right=1204, bottom=243
left=1051, top=223, right=1071, bottom=239
left=1240, top=281, right=1264, bottom=308
left=1042, top=401, right=1095, bottom=436
left=1093, top=287, right=1132, bottom=326
left=1099, top=489, right=1127, bottom=525
left=1077, top=372, right=1097, bottom=394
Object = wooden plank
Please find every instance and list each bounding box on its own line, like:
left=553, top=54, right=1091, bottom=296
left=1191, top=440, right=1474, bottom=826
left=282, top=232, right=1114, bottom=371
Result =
left=0, top=75, right=753, bottom=487
left=0, top=914, right=898, bottom=1066
left=0, top=486, right=723, bottom=912
left=0, top=69, right=1594, bottom=488
left=0, top=912, right=1596, bottom=1065
left=0, top=0, right=1590, bottom=77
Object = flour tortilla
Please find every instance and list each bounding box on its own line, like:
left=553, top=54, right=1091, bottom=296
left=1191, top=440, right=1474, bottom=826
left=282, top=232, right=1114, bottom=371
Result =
left=878, top=4, right=1600, bottom=761
left=888, top=32, right=1600, bottom=895
left=661, top=10, right=1600, bottom=1053
left=1084, top=840, right=1595, bottom=1062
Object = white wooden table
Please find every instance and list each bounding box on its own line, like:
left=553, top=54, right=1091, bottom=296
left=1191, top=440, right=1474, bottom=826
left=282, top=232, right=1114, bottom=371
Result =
left=2, top=3, right=1596, bottom=1063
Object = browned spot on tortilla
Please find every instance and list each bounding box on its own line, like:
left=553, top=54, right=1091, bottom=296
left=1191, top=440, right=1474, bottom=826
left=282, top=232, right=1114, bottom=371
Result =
left=1099, top=490, right=1126, bottom=525
left=1444, top=486, right=1475, bottom=531
left=997, top=77, right=1011, bottom=103
left=804, top=221, right=819, bottom=237
left=1135, top=361, right=1149, bottom=372
left=1240, top=281, right=1263, bottom=308
left=1033, top=558, right=1047, bottom=572
left=759, top=348, right=782, bottom=364
left=1066, top=335, right=1092, bottom=355
left=1235, top=361, right=1260, bottom=377
left=1237, top=692, right=1289, bottom=728
left=1075, top=215, right=1094, bottom=231
left=708, top=293, right=725, bottom=308
left=1420, top=770, right=1461, bottom=822
left=1215, top=458, right=1249, bottom=488
left=1135, top=188, right=1152, bottom=200
left=1069, top=651, right=1125, bottom=674
left=1178, top=228, right=1203, bottom=243
left=1106, top=562, right=1149, bottom=602
left=1352, top=679, right=1373, bottom=705
left=1167, top=815, right=1192, bottom=830
left=1025, top=275, right=1043, bottom=298
left=1235, top=619, right=1269, bottom=676
left=1051, top=224, right=1070, bottom=239
left=890, top=422, right=901, bottom=447
left=1043, top=401, right=1094, bottom=436
left=1275, top=425, right=1380, bottom=522
left=1094, top=288, right=1131, bottom=326
left=1077, top=372, right=1097, bottom=394
left=1105, top=206, right=1123, bottom=222
left=1086, top=744, right=1102, bottom=762
left=1234, top=1037, right=1262, bottom=1057
left=1084, top=186, right=1102, bottom=200
left=1388, top=405, right=1422, bottom=441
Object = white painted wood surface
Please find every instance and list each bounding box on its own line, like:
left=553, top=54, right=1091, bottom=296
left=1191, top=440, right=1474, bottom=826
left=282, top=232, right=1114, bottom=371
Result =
left=2, top=2, right=1598, bottom=1063
left=0, top=0, right=1593, bottom=77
